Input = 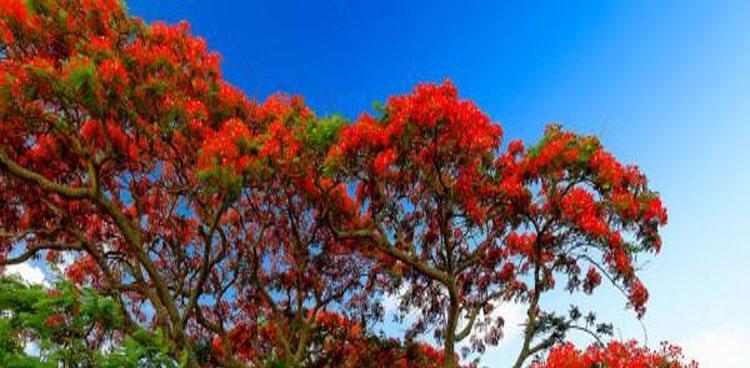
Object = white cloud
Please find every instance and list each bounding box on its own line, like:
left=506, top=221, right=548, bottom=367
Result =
left=458, top=301, right=526, bottom=351
left=4, top=262, right=47, bottom=285
left=60, top=252, right=76, bottom=271
left=381, top=283, right=422, bottom=331
left=380, top=284, right=527, bottom=353
left=382, top=283, right=409, bottom=315
left=24, top=340, right=40, bottom=357
left=494, top=301, right=526, bottom=341
left=682, top=327, right=750, bottom=368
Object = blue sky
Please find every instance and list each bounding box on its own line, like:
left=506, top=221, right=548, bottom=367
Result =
left=122, top=1, right=750, bottom=366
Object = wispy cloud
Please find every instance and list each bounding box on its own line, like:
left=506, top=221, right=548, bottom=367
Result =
left=682, top=327, right=749, bottom=368
left=3, top=262, right=47, bottom=286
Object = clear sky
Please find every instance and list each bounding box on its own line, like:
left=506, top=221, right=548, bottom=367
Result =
left=119, top=1, right=750, bottom=366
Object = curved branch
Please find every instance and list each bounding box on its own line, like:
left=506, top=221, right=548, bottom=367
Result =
left=0, top=242, right=83, bottom=266
left=331, top=226, right=450, bottom=285
left=182, top=198, right=229, bottom=327
left=0, top=150, right=92, bottom=198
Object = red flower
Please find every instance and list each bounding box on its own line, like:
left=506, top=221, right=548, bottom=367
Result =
left=582, top=266, right=602, bottom=294
left=532, top=340, right=698, bottom=368
left=198, top=118, right=253, bottom=175
left=628, top=279, right=649, bottom=318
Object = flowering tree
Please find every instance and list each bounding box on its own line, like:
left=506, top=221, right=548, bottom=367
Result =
left=322, top=83, right=668, bottom=367
left=500, top=124, right=668, bottom=368
left=323, top=83, right=508, bottom=364
left=0, top=1, right=687, bottom=367
left=0, top=0, right=254, bottom=365
left=197, top=94, right=372, bottom=367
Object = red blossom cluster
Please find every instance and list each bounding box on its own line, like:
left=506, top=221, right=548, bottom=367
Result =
left=531, top=340, right=698, bottom=368
left=331, top=81, right=503, bottom=223
left=494, top=125, right=670, bottom=319
left=197, top=119, right=254, bottom=175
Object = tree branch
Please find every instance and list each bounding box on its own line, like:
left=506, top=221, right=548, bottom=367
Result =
left=0, top=149, right=92, bottom=198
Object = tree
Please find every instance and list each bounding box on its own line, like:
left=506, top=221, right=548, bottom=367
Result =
left=499, top=124, right=668, bottom=368
left=0, top=275, right=176, bottom=367
left=197, top=94, right=372, bottom=367
left=0, top=0, right=254, bottom=365
left=322, top=82, right=668, bottom=367
left=322, top=82, right=508, bottom=365
left=0, top=1, right=686, bottom=367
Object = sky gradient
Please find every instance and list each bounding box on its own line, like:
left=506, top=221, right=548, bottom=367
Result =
left=111, top=1, right=750, bottom=366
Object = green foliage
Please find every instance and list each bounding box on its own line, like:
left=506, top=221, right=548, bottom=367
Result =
left=526, top=124, right=600, bottom=170
left=65, top=58, right=96, bottom=95
left=304, top=115, right=347, bottom=153
left=24, top=0, right=51, bottom=16
left=0, top=276, right=175, bottom=368
left=59, top=56, right=103, bottom=115
left=262, top=358, right=299, bottom=368
left=196, top=166, right=244, bottom=200
left=97, top=329, right=177, bottom=368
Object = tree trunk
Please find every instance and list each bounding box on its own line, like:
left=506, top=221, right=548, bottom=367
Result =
left=444, top=286, right=460, bottom=368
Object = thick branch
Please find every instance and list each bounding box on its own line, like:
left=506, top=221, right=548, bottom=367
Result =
left=0, top=242, right=83, bottom=266
left=0, top=150, right=92, bottom=198
left=182, top=199, right=228, bottom=327
left=332, top=227, right=450, bottom=285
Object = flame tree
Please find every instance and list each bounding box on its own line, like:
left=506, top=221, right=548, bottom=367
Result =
left=0, top=0, right=254, bottom=365
left=322, top=83, right=669, bottom=367
left=0, top=1, right=695, bottom=367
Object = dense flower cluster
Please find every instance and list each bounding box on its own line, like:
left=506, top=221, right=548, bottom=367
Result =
left=198, top=118, right=255, bottom=179
left=331, top=81, right=503, bottom=223
left=531, top=341, right=698, bottom=368
left=499, top=125, right=670, bottom=320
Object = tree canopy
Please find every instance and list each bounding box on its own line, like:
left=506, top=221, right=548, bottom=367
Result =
left=0, top=1, right=695, bottom=367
